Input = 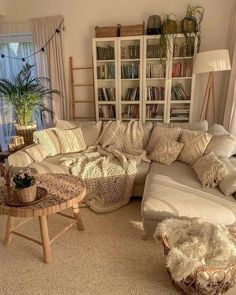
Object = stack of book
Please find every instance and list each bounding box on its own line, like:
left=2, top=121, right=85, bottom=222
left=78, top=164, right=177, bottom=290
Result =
left=173, top=42, right=194, bottom=57
left=121, top=63, right=139, bottom=79
left=124, top=87, right=139, bottom=101
left=99, top=105, right=116, bottom=118
left=171, top=83, right=190, bottom=100
left=98, top=88, right=115, bottom=101
left=146, top=64, right=165, bottom=78
left=97, top=46, right=114, bottom=60
left=147, top=44, right=166, bottom=58
left=146, top=87, right=165, bottom=100
left=128, top=105, right=139, bottom=118
left=172, top=61, right=193, bottom=77
left=146, top=105, right=163, bottom=119
left=170, top=106, right=190, bottom=119
left=121, top=45, right=140, bottom=59
left=97, top=64, right=115, bottom=79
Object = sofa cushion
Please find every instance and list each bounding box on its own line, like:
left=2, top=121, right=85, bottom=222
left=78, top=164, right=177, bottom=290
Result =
left=146, top=126, right=181, bottom=153
left=55, top=128, right=87, bottom=154
left=8, top=150, right=33, bottom=167
left=192, top=152, right=226, bottom=188
left=55, top=120, right=103, bottom=146
left=178, top=130, right=212, bottom=165
left=219, top=158, right=236, bottom=196
left=156, top=120, right=208, bottom=131
left=142, top=162, right=236, bottom=230
left=28, top=161, right=69, bottom=174
left=33, top=128, right=60, bottom=156
left=25, top=143, right=49, bottom=162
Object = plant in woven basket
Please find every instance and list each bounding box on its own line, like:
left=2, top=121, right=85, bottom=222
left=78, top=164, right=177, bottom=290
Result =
left=181, top=4, right=204, bottom=53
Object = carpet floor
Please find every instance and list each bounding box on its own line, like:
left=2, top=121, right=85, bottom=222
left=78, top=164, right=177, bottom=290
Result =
left=0, top=198, right=236, bottom=295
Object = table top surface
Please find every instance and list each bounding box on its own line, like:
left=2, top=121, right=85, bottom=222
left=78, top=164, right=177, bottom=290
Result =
left=0, top=174, right=86, bottom=217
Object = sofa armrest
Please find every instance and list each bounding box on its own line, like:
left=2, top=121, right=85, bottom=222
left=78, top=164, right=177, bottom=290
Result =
left=8, top=146, right=35, bottom=167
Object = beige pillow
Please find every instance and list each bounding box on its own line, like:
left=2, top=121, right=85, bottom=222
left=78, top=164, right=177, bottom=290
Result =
left=178, top=130, right=212, bottom=165
left=33, top=128, right=60, bottom=156
left=55, top=128, right=87, bottom=154
left=55, top=120, right=103, bottom=146
left=219, top=158, right=236, bottom=196
left=205, top=135, right=236, bottom=158
left=25, top=144, right=49, bottom=162
left=192, top=152, right=226, bottom=188
left=156, top=120, right=208, bottom=131
left=149, top=139, right=183, bottom=165
left=147, top=126, right=181, bottom=153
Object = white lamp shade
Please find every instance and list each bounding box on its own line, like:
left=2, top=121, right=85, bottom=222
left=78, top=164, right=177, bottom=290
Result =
left=193, top=49, right=231, bottom=74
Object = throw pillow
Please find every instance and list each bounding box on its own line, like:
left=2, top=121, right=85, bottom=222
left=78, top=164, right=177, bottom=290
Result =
left=33, top=128, right=60, bottom=156
left=55, top=128, right=87, bottom=154
left=146, top=126, right=181, bottom=153
left=25, top=143, right=49, bottom=162
left=55, top=119, right=102, bottom=146
left=149, top=139, right=184, bottom=165
left=155, top=120, right=208, bottom=131
left=219, top=158, right=236, bottom=196
left=205, top=134, right=236, bottom=158
left=207, top=124, right=229, bottom=136
left=192, top=152, right=226, bottom=188
left=178, top=130, right=212, bottom=165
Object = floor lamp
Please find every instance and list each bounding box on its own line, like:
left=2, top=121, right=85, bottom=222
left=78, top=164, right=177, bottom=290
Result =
left=193, top=50, right=231, bottom=122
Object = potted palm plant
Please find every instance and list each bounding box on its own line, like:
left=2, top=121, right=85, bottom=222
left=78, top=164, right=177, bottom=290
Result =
left=0, top=63, right=60, bottom=145
left=160, top=14, right=178, bottom=58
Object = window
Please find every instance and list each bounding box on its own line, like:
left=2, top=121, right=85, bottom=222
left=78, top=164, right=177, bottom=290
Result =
left=0, top=33, right=36, bottom=151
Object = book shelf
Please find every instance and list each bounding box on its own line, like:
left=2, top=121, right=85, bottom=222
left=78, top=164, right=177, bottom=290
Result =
left=93, top=34, right=197, bottom=123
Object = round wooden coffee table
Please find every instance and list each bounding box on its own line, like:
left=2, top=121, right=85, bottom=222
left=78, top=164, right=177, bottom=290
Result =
left=0, top=174, right=86, bottom=263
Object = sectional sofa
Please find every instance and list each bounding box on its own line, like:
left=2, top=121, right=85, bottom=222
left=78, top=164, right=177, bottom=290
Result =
left=8, top=120, right=236, bottom=239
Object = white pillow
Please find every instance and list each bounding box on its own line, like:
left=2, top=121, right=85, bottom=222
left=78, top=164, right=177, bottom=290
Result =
left=205, top=135, right=236, bottom=158
left=33, top=128, right=60, bottom=156
left=55, top=128, right=87, bottom=154
left=25, top=144, right=49, bottom=162
left=219, top=158, right=236, bottom=196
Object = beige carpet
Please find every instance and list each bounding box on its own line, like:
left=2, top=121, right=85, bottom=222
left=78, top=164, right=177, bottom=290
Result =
left=0, top=198, right=236, bottom=295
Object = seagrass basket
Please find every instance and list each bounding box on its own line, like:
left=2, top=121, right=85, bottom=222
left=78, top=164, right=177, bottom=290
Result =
left=95, top=26, right=118, bottom=38
left=119, top=22, right=145, bottom=36
left=161, top=233, right=236, bottom=295
left=15, top=121, right=37, bottom=146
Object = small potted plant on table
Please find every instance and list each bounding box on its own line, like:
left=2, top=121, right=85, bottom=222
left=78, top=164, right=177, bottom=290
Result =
left=0, top=64, right=60, bottom=146
left=13, top=168, right=37, bottom=204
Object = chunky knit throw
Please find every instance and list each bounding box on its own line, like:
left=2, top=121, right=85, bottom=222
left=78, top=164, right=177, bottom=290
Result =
left=60, top=120, right=149, bottom=213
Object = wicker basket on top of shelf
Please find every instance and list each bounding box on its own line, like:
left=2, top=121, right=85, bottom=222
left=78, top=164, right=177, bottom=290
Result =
left=95, top=25, right=118, bottom=38
left=161, top=232, right=236, bottom=295
left=119, top=22, right=145, bottom=37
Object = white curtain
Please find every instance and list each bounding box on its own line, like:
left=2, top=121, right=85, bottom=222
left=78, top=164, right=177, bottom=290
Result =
left=30, top=15, right=69, bottom=125
left=223, top=2, right=236, bottom=134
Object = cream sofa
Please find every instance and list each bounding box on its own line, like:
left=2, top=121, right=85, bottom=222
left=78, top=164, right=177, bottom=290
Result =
left=8, top=120, right=236, bottom=239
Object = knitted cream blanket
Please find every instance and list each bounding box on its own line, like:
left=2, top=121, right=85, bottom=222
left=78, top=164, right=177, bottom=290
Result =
left=60, top=120, right=149, bottom=213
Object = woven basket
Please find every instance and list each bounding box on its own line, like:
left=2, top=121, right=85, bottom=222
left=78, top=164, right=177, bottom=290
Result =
left=15, top=122, right=37, bottom=146
left=119, top=22, right=145, bottom=37
left=161, top=233, right=236, bottom=295
left=95, top=26, right=118, bottom=38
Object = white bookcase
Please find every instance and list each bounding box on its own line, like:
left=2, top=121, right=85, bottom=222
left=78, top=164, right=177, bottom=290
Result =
left=93, top=34, right=197, bottom=123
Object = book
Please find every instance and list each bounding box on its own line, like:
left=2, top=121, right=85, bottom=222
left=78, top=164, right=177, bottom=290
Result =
left=99, top=105, right=116, bottom=118
left=172, top=61, right=193, bottom=78
left=146, top=87, right=165, bottom=101
left=98, top=88, right=115, bottom=101
left=124, top=87, right=139, bottom=101
left=97, top=64, right=115, bottom=79
left=121, top=63, right=139, bottom=79
left=97, top=46, right=114, bottom=60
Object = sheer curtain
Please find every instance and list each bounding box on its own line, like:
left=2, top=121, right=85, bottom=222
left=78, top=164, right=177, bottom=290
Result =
left=0, top=33, right=36, bottom=151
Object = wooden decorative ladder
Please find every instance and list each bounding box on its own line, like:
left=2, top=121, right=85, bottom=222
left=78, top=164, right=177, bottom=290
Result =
left=69, top=56, right=95, bottom=120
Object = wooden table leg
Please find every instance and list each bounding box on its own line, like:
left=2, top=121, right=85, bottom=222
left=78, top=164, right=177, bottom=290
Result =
left=4, top=216, right=14, bottom=246
left=39, top=215, right=52, bottom=264
left=73, top=203, right=84, bottom=231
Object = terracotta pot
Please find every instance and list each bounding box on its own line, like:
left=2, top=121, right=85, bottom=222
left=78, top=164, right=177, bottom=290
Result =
left=15, top=184, right=37, bottom=204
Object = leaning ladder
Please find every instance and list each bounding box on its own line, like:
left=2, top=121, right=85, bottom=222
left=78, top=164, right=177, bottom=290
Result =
left=69, top=56, right=95, bottom=120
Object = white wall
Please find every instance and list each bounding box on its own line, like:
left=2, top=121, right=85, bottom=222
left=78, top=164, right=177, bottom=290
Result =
left=3, top=0, right=235, bottom=123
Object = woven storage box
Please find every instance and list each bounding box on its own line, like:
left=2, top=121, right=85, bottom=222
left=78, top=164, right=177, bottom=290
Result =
left=161, top=233, right=236, bottom=295
left=95, top=26, right=118, bottom=38
left=119, top=22, right=145, bottom=37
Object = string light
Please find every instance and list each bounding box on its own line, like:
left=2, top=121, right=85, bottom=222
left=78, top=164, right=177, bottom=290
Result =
left=0, top=18, right=64, bottom=62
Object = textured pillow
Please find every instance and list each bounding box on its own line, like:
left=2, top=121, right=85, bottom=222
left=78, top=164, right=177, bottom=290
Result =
left=25, top=144, right=49, bottom=162
left=192, top=152, right=226, bottom=188
left=219, top=158, right=236, bottom=196
left=55, top=128, right=87, bottom=154
left=33, top=128, right=60, bottom=156
left=149, top=139, right=183, bottom=165
left=178, top=130, right=212, bottom=165
left=147, top=126, right=181, bottom=153
left=156, top=120, right=208, bottom=131
left=205, top=135, right=236, bottom=158
left=55, top=120, right=102, bottom=146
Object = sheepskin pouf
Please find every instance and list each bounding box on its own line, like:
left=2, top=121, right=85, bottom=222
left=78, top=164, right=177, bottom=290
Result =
left=154, top=218, right=236, bottom=295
